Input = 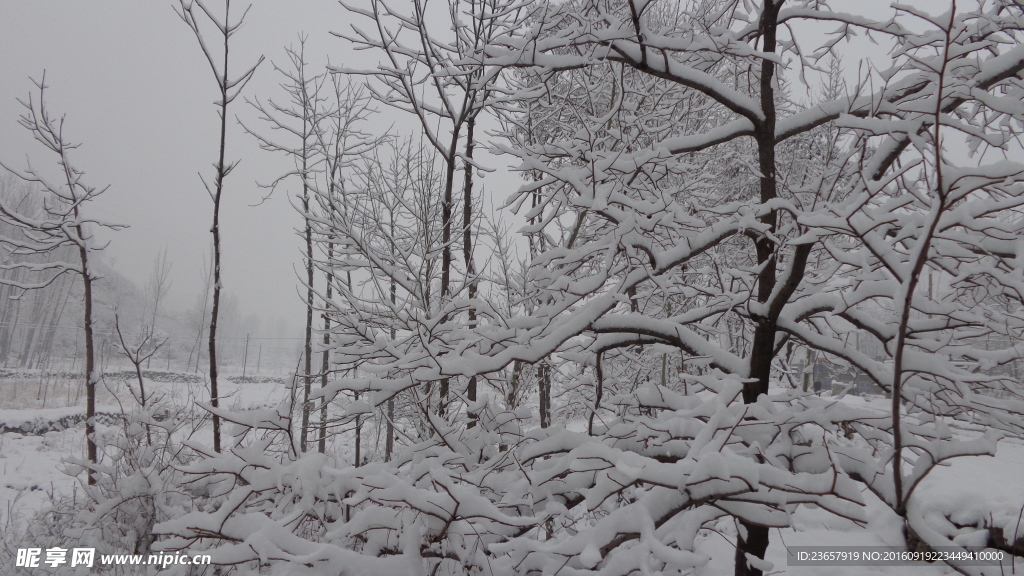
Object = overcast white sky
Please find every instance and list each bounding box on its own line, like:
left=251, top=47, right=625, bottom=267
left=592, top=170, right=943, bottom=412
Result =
left=0, top=1, right=362, bottom=335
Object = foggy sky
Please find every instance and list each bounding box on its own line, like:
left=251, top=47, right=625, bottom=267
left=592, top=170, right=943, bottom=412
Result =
left=0, top=1, right=356, bottom=336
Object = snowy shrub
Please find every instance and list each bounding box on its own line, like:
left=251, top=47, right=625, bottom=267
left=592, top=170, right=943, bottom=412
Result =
left=4, top=379, right=205, bottom=575
left=156, top=379, right=876, bottom=575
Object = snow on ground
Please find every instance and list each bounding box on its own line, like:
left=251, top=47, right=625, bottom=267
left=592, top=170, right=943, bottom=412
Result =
left=0, top=427, right=82, bottom=533
left=1, top=380, right=1021, bottom=575
left=0, top=372, right=290, bottom=536
left=914, top=438, right=1024, bottom=551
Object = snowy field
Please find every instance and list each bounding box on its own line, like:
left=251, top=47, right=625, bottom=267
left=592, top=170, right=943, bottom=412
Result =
left=1, top=372, right=287, bottom=539
left=2, top=372, right=1021, bottom=575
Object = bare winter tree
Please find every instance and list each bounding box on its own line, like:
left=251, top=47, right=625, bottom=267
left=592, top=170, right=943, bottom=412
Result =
left=0, top=75, right=125, bottom=484
left=176, top=0, right=263, bottom=453
left=243, top=36, right=326, bottom=452
left=308, top=73, right=378, bottom=455
left=337, top=0, right=513, bottom=416
left=114, top=314, right=167, bottom=446
left=144, top=247, right=172, bottom=369
left=311, top=137, right=446, bottom=453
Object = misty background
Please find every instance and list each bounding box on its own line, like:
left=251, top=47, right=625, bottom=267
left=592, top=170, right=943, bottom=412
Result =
left=0, top=2, right=352, bottom=345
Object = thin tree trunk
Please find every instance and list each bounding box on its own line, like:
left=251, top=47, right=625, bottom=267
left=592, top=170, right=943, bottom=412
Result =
left=134, top=352, right=151, bottom=446
left=319, top=242, right=333, bottom=454
left=386, top=218, right=396, bottom=459
left=438, top=127, right=461, bottom=417
left=77, top=229, right=97, bottom=485
left=190, top=325, right=203, bottom=374
left=524, top=142, right=552, bottom=428
left=508, top=360, right=522, bottom=410
left=463, top=115, right=478, bottom=426
left=588, top=353, right=602, bottom=436
left=301, top=143, right=314, bottom=453
left=539, top=363, right=551, bottom=428
left=209, top=170, right=223, bottom=455
left=892, top=40, right=951, bottom=521
left=206, top=0, right=238, bottom=454
left=354, top=391, right=361, bottom=467
left=386, top=287, right=396, bottom=460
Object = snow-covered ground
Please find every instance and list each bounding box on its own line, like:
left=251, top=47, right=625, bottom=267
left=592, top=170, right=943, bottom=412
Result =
left=2, top=378, right=1021, bottom=575
left=0, top=372, right=289, bottom=537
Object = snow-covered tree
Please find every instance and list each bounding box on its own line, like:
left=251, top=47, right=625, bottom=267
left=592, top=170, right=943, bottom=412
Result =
left=307, top=73, right=380, bottom=454
left=780, top=4, right=1024, bottom=565
left=244, top=36, right=328, bottom=452
left=0, top=76, right=125, bottom=484
left=337, top=0, right=515, bottom=416
left=153, top=2, right=1024, bottom=575
left=313, top=137, right=449, bottom=447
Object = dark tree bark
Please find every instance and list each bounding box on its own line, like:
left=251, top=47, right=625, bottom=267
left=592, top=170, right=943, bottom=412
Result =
left=463, top=115, right=478, bottom=426
left=736, top=3, right=783, bottom=573
left=79, top=233, right=97, bottom=484
left=177, top=0, right=263, bottom=453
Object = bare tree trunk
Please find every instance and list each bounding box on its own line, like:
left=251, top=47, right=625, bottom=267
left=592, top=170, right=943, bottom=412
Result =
left=587, top=353, right=602, bottom=436
left=351, top=266, right=360, bottom=464
left=319, top=242, right=333, bottom=454
left=209, top=125, right=224, bottom=454
left=463, top=115, right=477, bottom=426
left=386, top=230, right=396, bottom=460
left=736, top=3, right=782, bottom=573
left=178, top=0, right=263, bottom=453
left=301, top=141, right=314, bottom=453
left=438, top=127, right=461, bottom=417
left=354, top=391, right=361, bottom=466
left=76, top=223, right=97, bottom=485
left=539, top=363, right=551, bottom=429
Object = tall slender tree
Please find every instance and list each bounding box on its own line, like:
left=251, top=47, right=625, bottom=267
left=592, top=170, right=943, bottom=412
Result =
left=243, top=37, right=325, bottom=452
left=176, top=0, right=263, bottom=453
left=144, top=247, right=172, bottom=369
left=309, top=74, right=378, bottom=454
